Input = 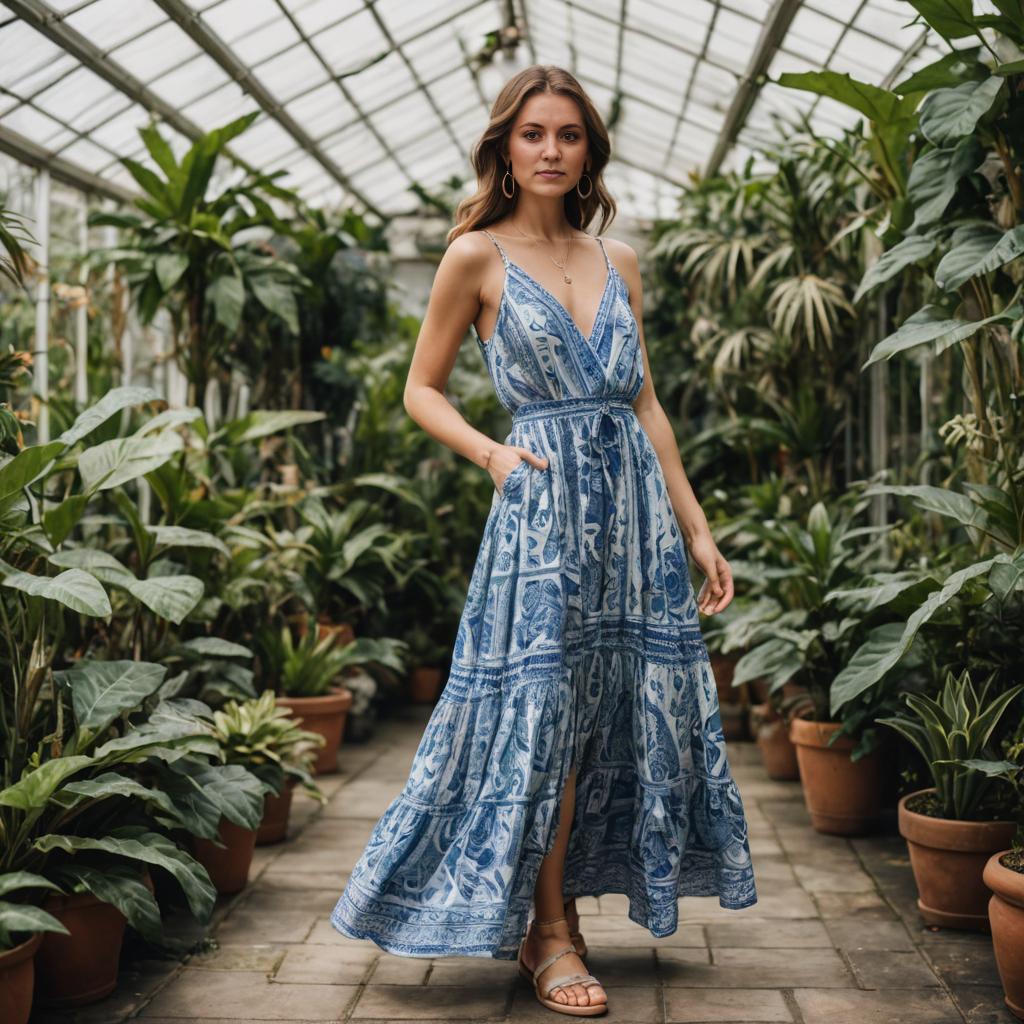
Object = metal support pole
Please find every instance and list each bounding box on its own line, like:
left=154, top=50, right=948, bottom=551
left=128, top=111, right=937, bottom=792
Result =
left=75, top=192, right=89, bottom=406
left=33, top=167, right=51, bottom=443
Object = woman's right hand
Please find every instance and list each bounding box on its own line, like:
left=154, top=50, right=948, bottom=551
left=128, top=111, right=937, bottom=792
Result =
left=487, top=445, right=549, bottom=495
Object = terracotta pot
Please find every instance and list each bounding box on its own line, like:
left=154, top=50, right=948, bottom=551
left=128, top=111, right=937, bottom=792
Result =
left=276, top=686, right=353, bottom=775
left=710, top=652, right=743, bottom=704
left=0, top=931, right=42, bottom=1024
left=409, top=666, right=442, bottom=703
left=898, top=789, right=1017, bottom=931
left=34, top=890, right=127, bottom=1007
left=756, top=715, right=800, bottom=781
left=984, top=849, right=1024, bottom=1019
left=257, top=778, right=296, bottom=845
left=789, top=717, right=882, bottom=835
left=192, top=817, right=258, bottom=894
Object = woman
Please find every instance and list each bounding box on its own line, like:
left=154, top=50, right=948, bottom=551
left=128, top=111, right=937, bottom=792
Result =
left=331, top=64, right=757, bottom=1018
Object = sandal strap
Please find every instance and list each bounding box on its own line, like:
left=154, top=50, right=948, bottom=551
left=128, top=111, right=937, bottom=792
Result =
left=543, top=972, right=602, bottom=997
left=532, top=943, right=577, bottom=982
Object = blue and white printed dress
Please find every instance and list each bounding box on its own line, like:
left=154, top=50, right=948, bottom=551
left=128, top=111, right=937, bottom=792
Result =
left=330, top=228, right=757, bottom=959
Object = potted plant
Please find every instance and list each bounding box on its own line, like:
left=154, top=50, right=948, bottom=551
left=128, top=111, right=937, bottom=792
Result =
left=404, top=624, right=450, bottom=704
left=202, top=690, right=327, bottom=846
left=0, top=873, right=69, bottom=1024
left=721, top=497, right=897, bottom=833
left=265, top=615, right=408, bottom=774
left=978, top=719, right=1024, bottom=1019
left=878, top=668, right=1023, bottom=931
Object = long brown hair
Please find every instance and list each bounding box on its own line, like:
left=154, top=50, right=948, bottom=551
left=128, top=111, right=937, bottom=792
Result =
left=448, top=64, right=616, bottom=243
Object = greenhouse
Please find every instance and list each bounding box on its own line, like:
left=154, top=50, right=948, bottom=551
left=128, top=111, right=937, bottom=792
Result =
left=1, top=0, right=1023, bottom=1022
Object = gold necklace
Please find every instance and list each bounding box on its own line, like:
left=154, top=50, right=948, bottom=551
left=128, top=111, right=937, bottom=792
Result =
left=509, top=223, right=577, bottom=284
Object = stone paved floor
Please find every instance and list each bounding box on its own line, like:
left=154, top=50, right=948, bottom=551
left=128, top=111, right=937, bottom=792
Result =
left=35, top=703, right=1016, bottom=1023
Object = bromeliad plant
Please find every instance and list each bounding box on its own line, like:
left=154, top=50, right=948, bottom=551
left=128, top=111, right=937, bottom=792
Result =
left=202, top=690, right=326, bottom=804
left=877, top=668, right=1024, bottom=822
left=258, top=615, right=409, bottom=698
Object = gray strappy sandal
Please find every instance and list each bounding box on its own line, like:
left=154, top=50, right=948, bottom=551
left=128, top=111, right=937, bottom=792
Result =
left=517, top=916, right=607, bottom=1017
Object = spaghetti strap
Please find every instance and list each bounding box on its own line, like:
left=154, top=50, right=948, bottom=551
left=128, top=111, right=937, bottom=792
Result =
left=480, top=228, right=509, bottom=268
left=595, top=234, right=612, bottom=273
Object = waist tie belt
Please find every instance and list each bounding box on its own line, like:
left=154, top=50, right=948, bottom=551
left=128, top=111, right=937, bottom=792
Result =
left=511, top=396, right=635, bottom=641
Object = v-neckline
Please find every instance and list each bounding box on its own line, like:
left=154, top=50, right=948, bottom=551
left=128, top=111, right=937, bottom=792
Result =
left=507, top=256, right=614, bottom=348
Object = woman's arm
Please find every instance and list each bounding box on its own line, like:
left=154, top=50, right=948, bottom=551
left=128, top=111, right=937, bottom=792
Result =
left=402, top=232, right=549, bottom=492
left=609, top=239, right=734, bottom=616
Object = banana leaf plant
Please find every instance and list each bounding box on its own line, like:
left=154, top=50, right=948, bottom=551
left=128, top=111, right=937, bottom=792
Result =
left=86, top=114, right=310, bottom=409
left=877, top=667, right=1024, bottom=821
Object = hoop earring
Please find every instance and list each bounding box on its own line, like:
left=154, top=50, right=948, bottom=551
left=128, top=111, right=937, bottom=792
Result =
left=502, top=160, right=516, bottom=199
left=576, top=172, right=593, bottom=199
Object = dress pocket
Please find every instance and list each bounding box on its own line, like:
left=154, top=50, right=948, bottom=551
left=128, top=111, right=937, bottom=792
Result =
left=498, top=459, right=529, bottom=499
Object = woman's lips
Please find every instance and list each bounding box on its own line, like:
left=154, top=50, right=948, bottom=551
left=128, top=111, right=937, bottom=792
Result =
left=537, top=171, right=564, bottom=178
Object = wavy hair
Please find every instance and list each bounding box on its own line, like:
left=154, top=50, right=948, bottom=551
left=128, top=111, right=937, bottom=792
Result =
left=448, top=64, right=616, bottom=243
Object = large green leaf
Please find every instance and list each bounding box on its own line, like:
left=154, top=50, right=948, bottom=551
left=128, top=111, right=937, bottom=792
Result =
left=906, top=0, right=978, bottom=38
left=893, top=47, right=984, bottom=94
left=79, top=432, right=184, bottom=493
left=906, top=136, right=984, bottom=232
left=935, top=223, right=1024, bottom=291
left=0, top=441, right=64, bottom=509
left=864, top=483, right=988, bottom=529
left=854, top=233, right=938, bottom=302
left=919, top=76, right=1005, bottom=145
left=146, top=525, right=230, bottom=558
left=862, top=303, right=1021, bottom=367
left=135, top=407, right=202, bottom=437
left=127, top=574, right=204, bottom=624
left=0, top=902, right=69, bottom=945
left=52, top=862, right=163, bottom=943
left=221, top=409, right=326, bottom=444
left=53, top=772, right=180, bottom=819
left=830, top=555, right=1011, bottom=712
left=0, top=756, right=95, bottom=813
left=33, top=828, right=215, bottom=922
left=48, top=549, right=136, bottom=587
left=59, top=386, right=161, bottom=448
left=180, top=637, right=253, bottom=658
left=154, top=253, right=188, bottom=292
left=207, top=272, right=245, bottom=332
left=0, top=566, right=111, bottom=616
left=0, top=872, right=62, bottom=899
left=250, top=276, right=299, bottom=334
left=166, top=760, right=267, bottom=831
left=42, top=494, right=90, bottom=547
left=54, top=660, right=167, bottom=735
left=775, top=70, right=916, bottom=124
left=825, top=572, right=940, bottom=613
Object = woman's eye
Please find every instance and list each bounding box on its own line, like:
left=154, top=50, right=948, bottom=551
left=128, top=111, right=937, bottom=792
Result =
left=524, top=131, right=579, bottom=141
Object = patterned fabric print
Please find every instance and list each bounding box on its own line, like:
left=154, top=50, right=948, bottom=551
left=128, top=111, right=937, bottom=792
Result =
left=330, top=230, right=757, bottom=960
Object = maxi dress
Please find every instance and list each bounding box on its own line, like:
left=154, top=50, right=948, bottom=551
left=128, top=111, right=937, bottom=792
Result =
left=330, top=229, right=757, bottom=960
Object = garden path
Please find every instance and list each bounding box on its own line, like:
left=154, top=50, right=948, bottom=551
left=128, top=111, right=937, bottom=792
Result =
left=36, top=704, right=1012, bottom=1024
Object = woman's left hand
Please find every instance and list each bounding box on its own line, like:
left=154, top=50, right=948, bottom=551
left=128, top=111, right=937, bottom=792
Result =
left=686, top=531, right=734, bottom=615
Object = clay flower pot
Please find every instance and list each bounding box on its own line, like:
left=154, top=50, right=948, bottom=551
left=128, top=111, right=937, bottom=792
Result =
left=753, top=706, right=799, bottom=781
left=257, top=777, right=297, bottom=845
left=789, top=717, right=882, bottom=835
left=34, top=890, right=128, bottom=1008
left=409, top=666, right=442, bottom=703
left=276, top=685, right=353, bottom=775
left=898, top=789, right=1017, bottom=931
left=0, top=932, right=43, bottom=1024
left=192, top=817, right=258, bottom=894
left=984, top=849, right=1024, bottom=1019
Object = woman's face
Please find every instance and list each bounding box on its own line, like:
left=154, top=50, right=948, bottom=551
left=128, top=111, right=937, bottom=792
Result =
left=505, top=92, right=589, bottom=196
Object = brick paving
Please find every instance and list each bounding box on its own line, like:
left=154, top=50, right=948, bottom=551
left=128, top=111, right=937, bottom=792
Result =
left=34, top=703, right=1015, bottom=1023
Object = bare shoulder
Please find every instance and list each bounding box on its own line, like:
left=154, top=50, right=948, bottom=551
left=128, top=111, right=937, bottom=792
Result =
left=600, top=235, right=639, bottom=269
left=443, top=229, right=498, bottom=272
left=600, top=236, right=641, bottom=298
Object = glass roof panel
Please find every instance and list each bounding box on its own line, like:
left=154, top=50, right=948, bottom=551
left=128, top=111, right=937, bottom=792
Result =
left=0, top=0, right=956, bottom=216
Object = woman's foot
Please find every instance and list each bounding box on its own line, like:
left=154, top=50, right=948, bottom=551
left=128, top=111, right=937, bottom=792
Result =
left=521, top=916, right=606, bottom=1010
left=564, top=897, right=586, bottom=956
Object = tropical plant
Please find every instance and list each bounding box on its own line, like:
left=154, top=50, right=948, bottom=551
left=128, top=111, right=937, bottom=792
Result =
left=201, top=690, right=326, bottom=803
left=258, top=615, right=408, bottom=698
left=0, top=873, right=68, bottom=951
left=877, top=668, right=1024, bottom=821
left=0, top=205, right=34, bottom=289
left=716, top=490, right=908, bottom=755
left=88, top=115, right=308, bottom=410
